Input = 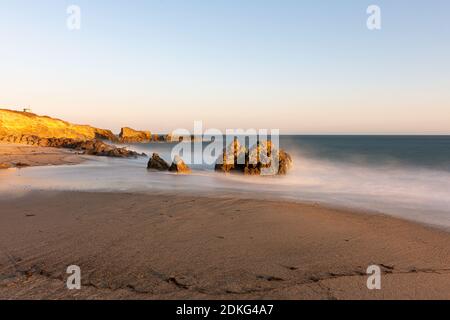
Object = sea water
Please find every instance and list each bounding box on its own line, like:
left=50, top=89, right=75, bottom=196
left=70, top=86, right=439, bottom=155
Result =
left=1, top=136, right=449, bottom=229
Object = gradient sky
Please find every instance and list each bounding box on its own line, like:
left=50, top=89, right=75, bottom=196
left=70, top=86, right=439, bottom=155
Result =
left=1, top=0, right=449, bottom=134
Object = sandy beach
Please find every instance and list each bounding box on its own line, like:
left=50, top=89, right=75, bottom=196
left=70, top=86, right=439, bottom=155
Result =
left=1, top=189, right=450, bottom=300
left=0, top=143, right=85, bottom=168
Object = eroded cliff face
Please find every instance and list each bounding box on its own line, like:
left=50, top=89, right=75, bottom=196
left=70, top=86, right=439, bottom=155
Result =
left=0, top=109, right=117, bottom=141
left=0, top=109, right=144, bottom=158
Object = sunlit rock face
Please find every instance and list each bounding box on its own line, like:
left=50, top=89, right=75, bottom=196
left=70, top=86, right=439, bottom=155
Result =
left=0, top=109, right=117, bottom=141
left=0, top=109, right=145, bottom=158
left=119, top=127, right=152, bottom=143
left=169, top=155, right=191, bottom=174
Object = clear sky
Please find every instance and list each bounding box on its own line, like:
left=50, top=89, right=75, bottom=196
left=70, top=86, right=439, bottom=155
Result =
left=1, top=0, right=449, bottom=134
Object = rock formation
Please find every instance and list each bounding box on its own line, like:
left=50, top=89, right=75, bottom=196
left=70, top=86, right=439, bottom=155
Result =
left=277, top=149, right=293, bottom=175
left=169, top=155, right=191, bottom=174
left=117, top=129, right=173, bottom=143
left=0, top=109, right=144, bottom=158
left=151, top=134, right=173, bottom=142
left=164, top=134, right=173, bottom=142
left=147, top=153, right=170, bottom=171
left=119, top=127, right=152, bottom=143
left=214, top=138, right=247, bottom=173
left=215, top=139, right=293, bottom=176
left=0, top=135, right=144, bottom=158
left=72, top=139, right=144, bottom=158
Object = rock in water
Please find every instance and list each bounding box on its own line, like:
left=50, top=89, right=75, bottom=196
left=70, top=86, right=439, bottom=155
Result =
left=147, top=153, right=170, bottom=171
left=150, top=134, right=172, bottom=142
left=215, top=139, right=293, bottom=176
left=119, top=127, right=152, bottom=143
left=214, top=138, right=246, bottom=173
left=278, top=149, right=293, bottom=175
left=169, top=155, right=191, bottom=174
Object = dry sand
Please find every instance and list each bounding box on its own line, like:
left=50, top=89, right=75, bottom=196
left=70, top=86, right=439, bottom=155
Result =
left=0, top=143, right=85, bottom=168
left=1, top=190, right=450, bottom=300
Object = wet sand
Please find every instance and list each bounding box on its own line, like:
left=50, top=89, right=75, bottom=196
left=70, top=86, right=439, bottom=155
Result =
left=0, top=143, right=85, bottom=168
left=1, top=190, right=450, bottom=300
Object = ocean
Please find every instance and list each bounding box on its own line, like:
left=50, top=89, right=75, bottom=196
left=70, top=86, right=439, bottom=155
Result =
left=1, top=135, right=449, bottom=229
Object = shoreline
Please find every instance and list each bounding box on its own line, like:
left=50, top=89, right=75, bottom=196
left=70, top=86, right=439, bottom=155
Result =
left=1, top=189, right=450, bottom=299
left=13, top=186, right=450, bottom=234
left=0, top=143, right=87, bottom=168
left=2, top=141, right=450, bottom=299
left=1, top=141, right=449, bottom=234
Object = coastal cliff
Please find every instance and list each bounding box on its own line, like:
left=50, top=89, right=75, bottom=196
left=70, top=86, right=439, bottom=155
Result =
left=0, top=109, right=117, bottom=141
left=0, top=109, right=142, bottom=158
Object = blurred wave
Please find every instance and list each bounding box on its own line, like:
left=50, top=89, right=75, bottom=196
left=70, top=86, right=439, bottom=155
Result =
left=1, top=135, right=449, bottom=228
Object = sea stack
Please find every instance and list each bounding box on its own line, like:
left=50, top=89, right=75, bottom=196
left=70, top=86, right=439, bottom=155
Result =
left=169, top=155, right=191, bottom=174
left=147, top=153, right=170, bottom=171
left=215, top=139, right=293, bottom=176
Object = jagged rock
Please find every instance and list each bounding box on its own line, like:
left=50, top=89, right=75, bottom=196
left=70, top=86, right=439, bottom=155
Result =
left=215, top=139, right=293, bottom=176
left=0, top=134, right=143, bottom=158
left=245, top=141, right=293, bottom=176
left=73, top=140, right=143, bottom=158
left=214, top=138, right=246, bottom=173
left=119, top=127, right=152, bottom=143
left=151, top=134, right=168, bottom=142
left=278, top=149, right=293, bottom=175
left=169, top=156, right=191, bottom=174
left=147, top=153, right=170, bottom=171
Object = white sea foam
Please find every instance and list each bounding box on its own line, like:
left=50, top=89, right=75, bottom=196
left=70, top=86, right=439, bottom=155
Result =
left=1, top=147, right=449, bottom=230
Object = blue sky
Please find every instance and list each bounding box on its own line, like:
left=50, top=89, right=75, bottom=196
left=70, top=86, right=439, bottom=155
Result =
left=1, top=0, right=449, bottom=133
